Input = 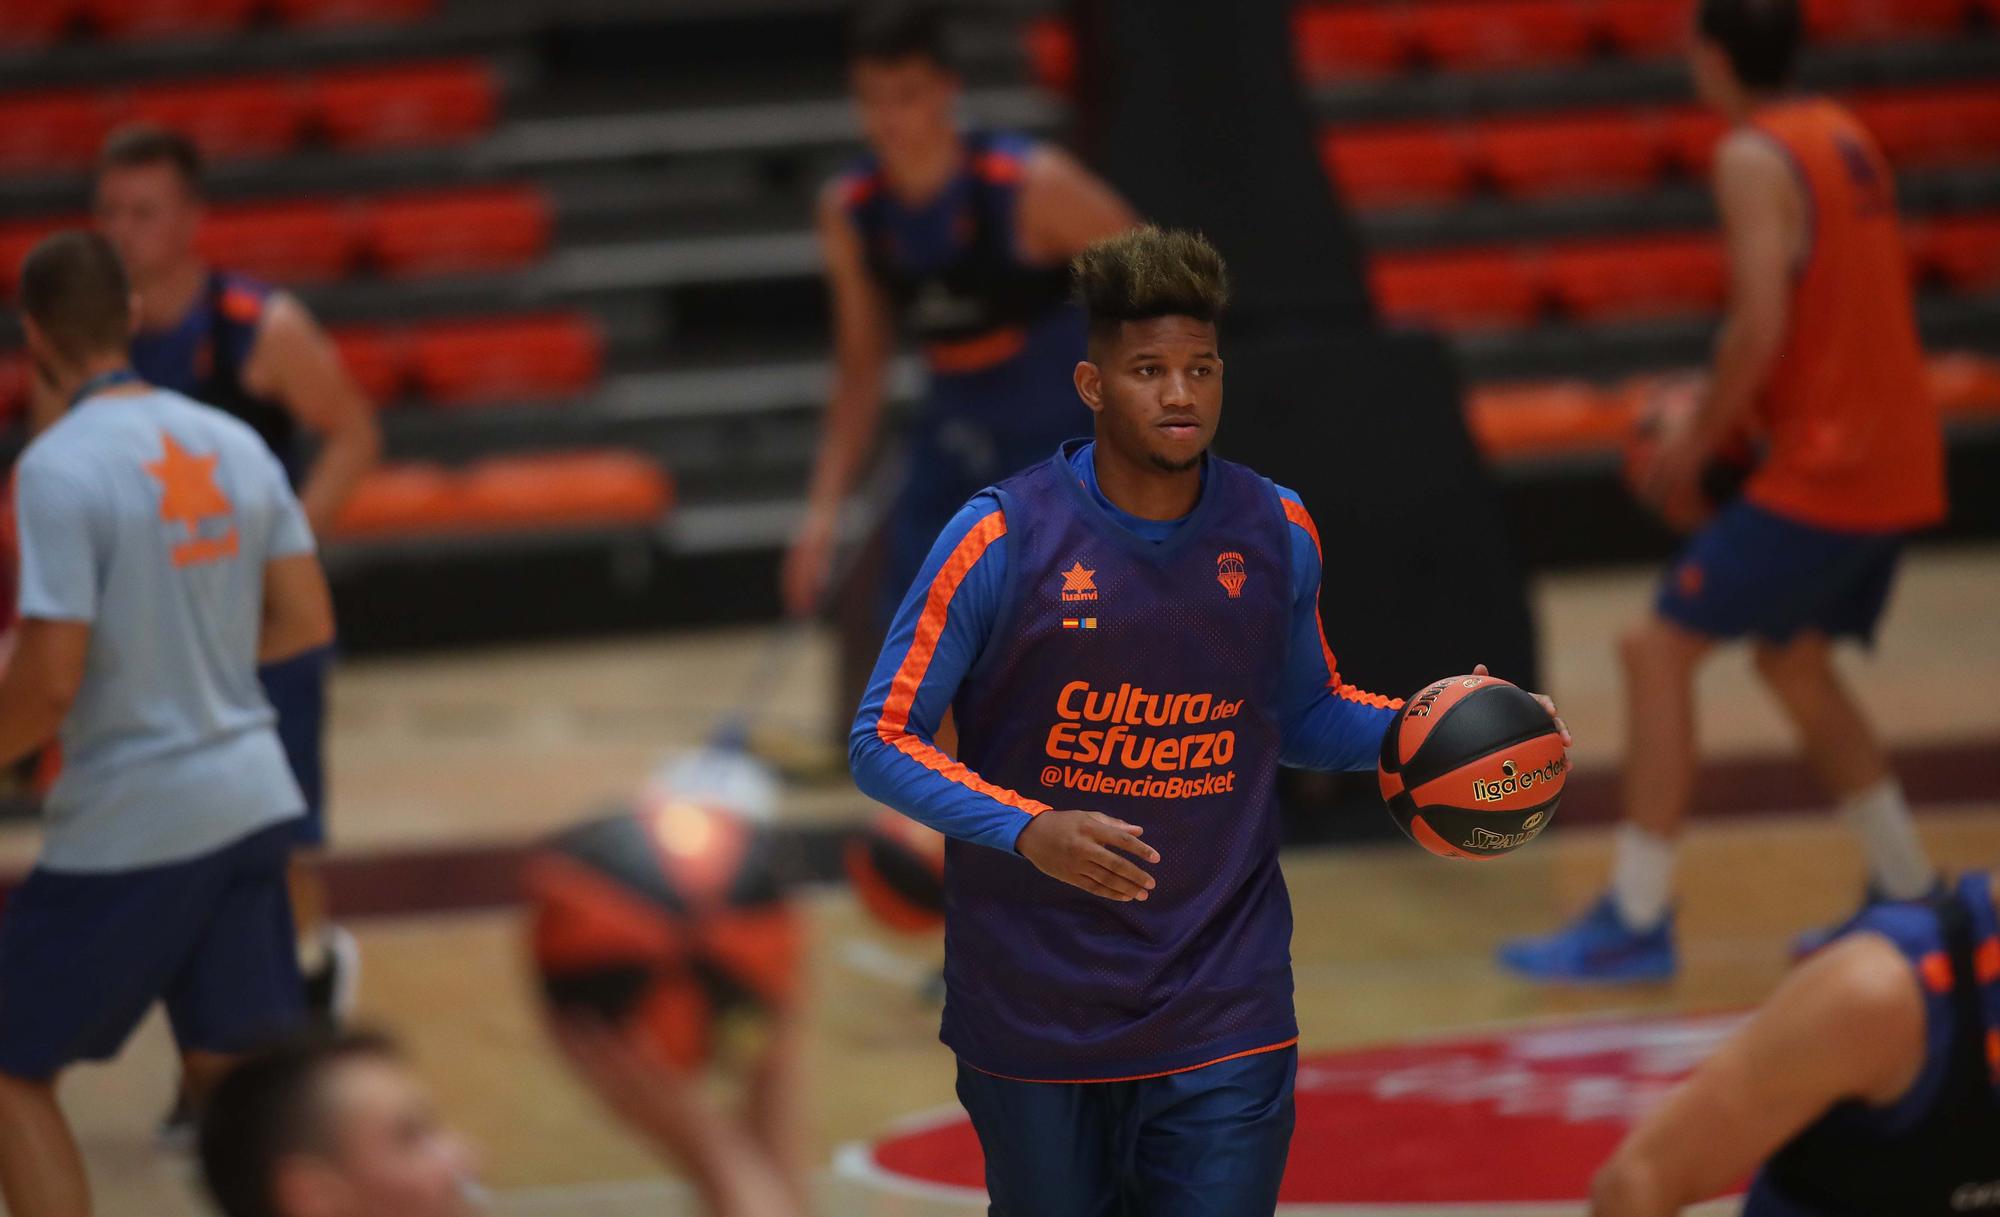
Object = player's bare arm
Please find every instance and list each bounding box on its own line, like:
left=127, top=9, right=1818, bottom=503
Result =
left=1016, top=146, right=1141, bottom=264
left=1015, top=810, right=1160, bottom=902
left=784, top=185, right=897, bottom=617
left=1590, top=933, right=1927, bottom=1217
left=1643, top=131, right=1796, bottom=511
left=243, top=293, right=381, bottom=537
left=0, top=619, right=88, bottom=767
left=260, top=552, right=336, bottom=666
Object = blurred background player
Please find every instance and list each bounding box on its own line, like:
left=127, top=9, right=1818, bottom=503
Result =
left=851, top=228, right=1563, bottom=1216
left=198, top=1032, right=482, bottom=1217
left=89, top=123, right=380, bottom=1029
left=781, top=0, right=1138, bottom=738
left=1497, top=0, right=1947, bottom=985
left=1589, top=870, right=2000, bottom=1215
left=0, top=231, right=334, bottom=1217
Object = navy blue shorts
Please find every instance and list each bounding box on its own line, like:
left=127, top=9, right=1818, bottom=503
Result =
left=0, top=821, right=304, bottom=1081
left=955, top=1046, right=1297, bottom=1217
left=1656, top=500, right=1904, bottom=645
left=260, top=643, right=332, bottom=848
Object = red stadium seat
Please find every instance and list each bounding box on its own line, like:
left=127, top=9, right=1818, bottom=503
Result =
left=0, top=218, right=75, bottom=293
left=196, top=200, right=358, bottom=284
left=1802, top=0, right=1968, bottom=41
left=1919, top=215, right=2000, bottom=292
left=269, top=0, right=437, bottom=26
left=1927, top=352, right=2000, bottom=419
left=1408, top=0, right=1595, bottom=69
left=311, top=61, right=499, bottom=150
left=409, top=315, right=603, bottom=404
left=81, top=0, right=257, bottom=38
left=363, top=187, right=552, bottom=277
left=1849, top=88, right=2000, bottom=169
left=1475, top=110, right=1664, bottom=199
left=329, top=328, right=409, bottom=407
left=1466, top=380, right=1632, bottom=458
left=0, top=0, right=75, bottom=47
left=0, top=352, right=27, bottom=423
left=1370, top=249, right=1543, bottom=330
left=1293, top=4, right=1410, bottom=79
left=1023, top=16, right=1076, bottom=94
left=457, top=452, right=673, bottom=531
left=0, top=92, right=115, bottom=173
left=1321, top=124, right=1474, bottom=207
left=1659, top=107, right=1728, bottom=177
left=1594, top=0, right=1688, bottom=57
left=1546, top=234, right=1726, bottom=320
left=125, top=77, right=310, bottom=161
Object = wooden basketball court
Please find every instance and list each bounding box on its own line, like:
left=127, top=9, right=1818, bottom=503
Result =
left=5, top=546, right=1997, bottom=1217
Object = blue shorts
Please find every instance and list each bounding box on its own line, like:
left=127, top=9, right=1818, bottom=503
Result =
left=260, top=643, right=332, bottom=848
left=955, top=1046, right=1297, bottom=1217
left=0, top=821, right=304, bottom=1081
left=1655, top=500, right=1904, bottom=645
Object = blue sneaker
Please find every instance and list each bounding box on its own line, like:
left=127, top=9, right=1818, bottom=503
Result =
left=1789, top=878, right=1945, bottom=960
left=1496, top=895, right=1677, bottom=984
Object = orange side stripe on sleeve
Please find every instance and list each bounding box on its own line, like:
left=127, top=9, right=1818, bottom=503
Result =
left=1975, top=936, right=2000, bottom=984
left=1918, top=950, right=1954, bottom=995
left=875, top=510, right=1051, bottom=818
left=1282, top=497, right=1404, bottom=711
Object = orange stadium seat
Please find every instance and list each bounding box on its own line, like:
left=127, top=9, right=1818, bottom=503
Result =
left=1659, top=108, right=1728, bottom=177
left=1802, top=0, right=1968, bottom=41
left=409, top=315, right=603, bottom=404
left=1293, top=4, right=1410, bottom=79
left=1927, top=352, right=2000, bottom=419
left=125, top=77, right=310, bottom=160
left=81, top=0, right=258, bottom=38
left=1594, top=0, right=1688, bottom=57
left=1321, top=125, right=1474, bottom=207
left=197, top=200, right=358, bottom=283
left=269, top=0, right=437, bottom=25
left=1466, top=380, right=1632, bottom=458
left=1476, top=110, right=1664, bottom=199
left=1919, top=215, right=2000, bottom=292
left=0, top=0, right=75, bottom=47
left=1408, top=0, right=1596, bottom=69
left=330, top=463, right=459, bottom=538
left=1023, top=16, right=1077, bottom=94
left=363, top=187, right=552, bottom=277
left=329, top=328, right=410, bottom=407
left=1850, top=88, right=2000, bottom=169
left=312, top=61, right=498, bottom=150
left=457, top=452, right=673, bottom=531
left=1547, top=234, right=1726, bottom=320
left=1370, top=249, right=1543, bottom=330
left=0, top=92, right=114, bottom=172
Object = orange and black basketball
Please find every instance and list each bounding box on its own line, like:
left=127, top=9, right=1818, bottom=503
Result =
left=524, top=799, right=802, bottom=1069
left=845, top=809, right=946, bottom=934
left=1377, top=674, right=1565, bottom=860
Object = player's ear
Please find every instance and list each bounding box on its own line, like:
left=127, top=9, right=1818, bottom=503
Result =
left=1073, top=360, right=1104, bottom=415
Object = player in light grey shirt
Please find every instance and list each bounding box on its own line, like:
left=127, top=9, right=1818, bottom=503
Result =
left=0, top=231, right=335, bottom=1217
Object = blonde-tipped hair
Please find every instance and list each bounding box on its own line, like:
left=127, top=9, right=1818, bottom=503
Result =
left=1072, top=227, right=1230, bottom=340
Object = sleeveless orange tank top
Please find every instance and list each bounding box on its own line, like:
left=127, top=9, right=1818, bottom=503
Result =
left=1743, top=97, right=1944, bottom=532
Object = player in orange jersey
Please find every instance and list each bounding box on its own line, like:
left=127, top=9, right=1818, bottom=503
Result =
left=1500, top=0, right=1946, bottom=984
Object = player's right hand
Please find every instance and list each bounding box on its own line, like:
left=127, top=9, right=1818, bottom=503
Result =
left=1015, top=810, right=1159, bottom=902
left=780, top=516, right=834, bottom=619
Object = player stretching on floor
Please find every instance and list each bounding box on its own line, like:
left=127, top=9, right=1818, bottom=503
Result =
left=1591, top=871, right=2000, bottom=1215
left=1498, top=0, right=1946, bottom=984
left=0, top=231, right=333, bottom=1217
left=851, top=228, right=1563, bottom=1215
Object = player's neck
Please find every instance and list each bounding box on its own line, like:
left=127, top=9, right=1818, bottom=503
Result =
left=133, top=258, right=207, bottom=333
left=1090, top=440, right=1202, bottom=522
left=1722, top=85, right=1785, bottom=124
left=882, top=132, right=965, bottom=205
left=55, top=352, right=140, bottom=406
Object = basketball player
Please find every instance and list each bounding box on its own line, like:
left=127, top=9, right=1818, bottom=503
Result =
left=849, top=228, right=1564, bottom=1215
left=199, top=1032, right=482, bottom=1217
left=1498, top=0, right=1945, bottom=984
left=782, top=1, right=1137, bottom=717
left=92, top=124, right=378, bottom=1024
left=1590, top=871, right=1999, bottom=1215
left=0, top=231, right=333, bottom=1217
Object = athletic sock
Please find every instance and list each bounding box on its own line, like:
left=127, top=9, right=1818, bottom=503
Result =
left=1841, top=778, right=1935, bottom=901
left=1609, top=823, right=1677, bottom=932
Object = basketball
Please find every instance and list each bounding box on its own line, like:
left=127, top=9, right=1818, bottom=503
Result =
left=524, top=799, right=803, bottom=1069
left=1621, top=376, right=1758, bottom=532
left=845, top=809, right=946, bottom=933
left=1377, top=674, right=1566, bottom=860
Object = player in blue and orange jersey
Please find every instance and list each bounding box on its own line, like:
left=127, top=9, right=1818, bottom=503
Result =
left=1590, top=870, right=2000, bottom=1215
left=782, top=1, right=1138, bottom=632
left=87, top=124, right=379, bottom=1039
left=0, top=231, right=333, bottom=1217
left=1499, top=0, right=1947, bottom=984
left=850, top=228, right=1565, bottom=1216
